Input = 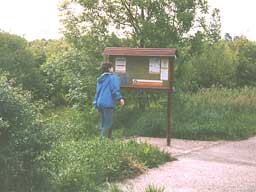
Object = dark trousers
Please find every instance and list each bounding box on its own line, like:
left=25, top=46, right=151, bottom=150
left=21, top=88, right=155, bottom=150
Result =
left=99, top=108, right=113, bottom=138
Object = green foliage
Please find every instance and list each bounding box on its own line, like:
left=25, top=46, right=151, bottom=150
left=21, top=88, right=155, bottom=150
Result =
left=199, top=8, right=222, bottom=44
left=43, top=107, right=98, bottom=144
left=0, top=73, right=49, bottom=191
left=0, top=32, right=44, bottom=97
left=40, top=106, right=172, bottom=191
left=118, top=110, right=167, bottom=138
left=107, top=184, right=124, bottom=192
left=232, top=37, right=256, bottom=86
left=172, top=87, right=256, bottom=140
left=29, top=39, right=71, bottom=66
left=105, top=184, right=166, bottom=192
left=176, top=36, right=256, bottom=92
left=116, top=87, right=256, bottom=141
left=42, top=138, right=171, bottom=192
left=41, top=48, right=99, bottom=106
left=112, top=91, right=167, bottom=138
left=176, top=41, right=238, bottom=91
left=144, top=185, right=165, bottom=192
left=60, top=0, right=208, bottom=47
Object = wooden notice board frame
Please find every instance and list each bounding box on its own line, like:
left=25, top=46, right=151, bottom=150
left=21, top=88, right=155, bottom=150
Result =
left=103, top=47, right=176, bottom=146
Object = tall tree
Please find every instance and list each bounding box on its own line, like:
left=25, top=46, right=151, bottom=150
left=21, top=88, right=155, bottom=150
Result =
left=60, top=0, right=208, bottom=48
left=224, top=33, right=232, bottom=41
left=231, top=37, right=256, bottom=86
left=199, top=8, right=221, bottom=44
left=0, top=32, right=37, bottom=90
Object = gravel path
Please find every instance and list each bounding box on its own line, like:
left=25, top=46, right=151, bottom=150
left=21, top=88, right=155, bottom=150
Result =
left=120, top=137, right=256, bottom=192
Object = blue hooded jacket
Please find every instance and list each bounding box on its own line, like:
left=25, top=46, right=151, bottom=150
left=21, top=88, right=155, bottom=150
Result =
left=93, top=73, right=123, bottom=109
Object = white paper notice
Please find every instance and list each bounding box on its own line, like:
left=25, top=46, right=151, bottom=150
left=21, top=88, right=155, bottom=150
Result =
left=115, top=57, right=126, bottom=73
left=149, top=58, right=161, bottom=74
left=160, top=58, right=169, bottom=80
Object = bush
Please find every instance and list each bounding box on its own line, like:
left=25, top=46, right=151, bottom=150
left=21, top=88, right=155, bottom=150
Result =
left=43, top=107, right=99, bottom=144
left=0, top=74, right=49, bottom=191
left=42, top=138, right=171, bottom=192
left=41, top=48, right=99, bottom=107
left=0, top=32, right=45, bottom=98
left=176, top=41, right=238, bottom=91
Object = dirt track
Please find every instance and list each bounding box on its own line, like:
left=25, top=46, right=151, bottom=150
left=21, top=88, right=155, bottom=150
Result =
left=120, top=137, right=256, bottom=192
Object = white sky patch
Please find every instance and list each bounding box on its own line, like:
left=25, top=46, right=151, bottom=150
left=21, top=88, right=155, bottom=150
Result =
left=0, top=0, right=62, bottom=41
left=208, top=0, right=256, bottom=40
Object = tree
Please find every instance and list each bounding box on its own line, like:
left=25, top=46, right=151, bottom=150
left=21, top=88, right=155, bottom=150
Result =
left=0, top=32, right=43, bottom=97
left=224, top=33, right=232, bottom=41
left=231, top=37, right=256, bottom=86
left=28, top=39, right=70, bottom=66
left=198, top=8, right=221, bottom=44
left=176, top=40, right=239, bottom=91
left=59, top=0, right=209, bottom=48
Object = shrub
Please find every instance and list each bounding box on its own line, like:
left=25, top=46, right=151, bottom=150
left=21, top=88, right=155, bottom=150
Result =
left=43, top=107, right=99, bottom=144
left=41, top=48, right=99, bottom=107
left=0, top=32, right=45, bottom=98
left=0, top=74, right=49, bottom=191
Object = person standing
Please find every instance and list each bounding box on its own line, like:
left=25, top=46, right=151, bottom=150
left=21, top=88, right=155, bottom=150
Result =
left=93, top=62, right=125, bottom=138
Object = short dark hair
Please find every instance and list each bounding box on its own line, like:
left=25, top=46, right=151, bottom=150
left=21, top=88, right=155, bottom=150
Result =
left=101, top=62, right=113, bottom=73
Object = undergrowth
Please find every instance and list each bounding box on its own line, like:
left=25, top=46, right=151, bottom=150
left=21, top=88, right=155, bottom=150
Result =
left=116, top=87, right=256, bottom=140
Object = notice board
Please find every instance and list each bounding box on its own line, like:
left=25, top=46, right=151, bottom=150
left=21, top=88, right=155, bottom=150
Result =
left=104, top=48, right=176, bottom=90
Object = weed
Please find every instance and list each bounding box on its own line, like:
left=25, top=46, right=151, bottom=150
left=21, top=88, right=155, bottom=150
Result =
left=144, top=184, right=165, bottom=192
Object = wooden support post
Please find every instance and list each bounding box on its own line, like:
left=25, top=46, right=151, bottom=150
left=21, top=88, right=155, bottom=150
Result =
left=167, top=60, right=174, bottom=146
left=167, top=90, right=171, bottom=146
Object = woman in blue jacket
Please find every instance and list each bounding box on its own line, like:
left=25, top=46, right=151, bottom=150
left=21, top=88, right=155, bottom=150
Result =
left=93, top=62, right=125, bottom=138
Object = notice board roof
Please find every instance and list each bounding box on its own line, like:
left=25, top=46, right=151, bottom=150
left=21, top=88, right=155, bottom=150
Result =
left=104, top=47, right=176, bottom=57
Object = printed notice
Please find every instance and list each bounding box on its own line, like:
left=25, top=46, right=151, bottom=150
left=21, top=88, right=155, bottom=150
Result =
left=160, top=58, right=169, bottom=80
left=149, top=58, right=161, bottom=74
left=115, top=57, right=126, bottom=73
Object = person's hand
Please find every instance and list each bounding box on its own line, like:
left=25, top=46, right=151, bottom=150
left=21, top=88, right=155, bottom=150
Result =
left=120, top=99, right=125, bottom=107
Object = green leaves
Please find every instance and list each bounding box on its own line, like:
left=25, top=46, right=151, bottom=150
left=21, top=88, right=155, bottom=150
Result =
left=60, top=0, right=209, bottom=47
left=235, top=38, right=256, bottom=86
left=41, top=48, right=99, bottom=106
left=0, top=72, right=48, bottom=191
left=43, top=138, right=171, bottom=191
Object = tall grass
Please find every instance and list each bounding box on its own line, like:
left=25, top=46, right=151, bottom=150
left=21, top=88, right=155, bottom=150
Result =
left=118, top=87, right=256, bottom=140
left=173, top=87, right=256, bottom=140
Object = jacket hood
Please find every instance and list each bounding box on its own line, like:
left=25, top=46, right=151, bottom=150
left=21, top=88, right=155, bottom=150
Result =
left=97, top=73, right=112, bottom=84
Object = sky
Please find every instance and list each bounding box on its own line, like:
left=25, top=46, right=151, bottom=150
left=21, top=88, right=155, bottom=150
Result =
left=0, top=0, right=256, bottom=41
left=208, top=0, right=256, bottom=41
left=0, top=0, right=61, bottom=41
